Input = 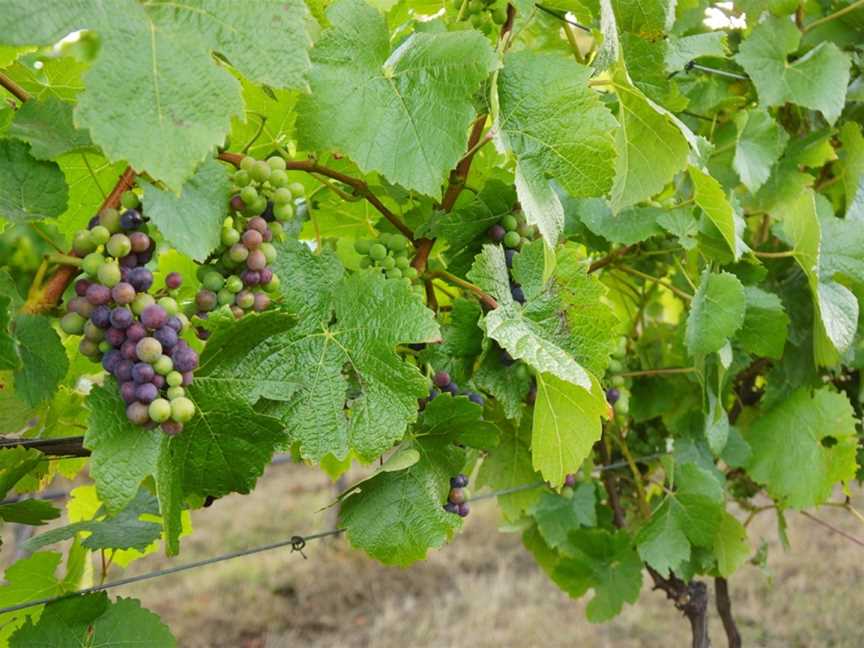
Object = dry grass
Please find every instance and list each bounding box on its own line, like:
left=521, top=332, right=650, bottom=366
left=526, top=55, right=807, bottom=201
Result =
left=11, top=462, right=864, bottom=647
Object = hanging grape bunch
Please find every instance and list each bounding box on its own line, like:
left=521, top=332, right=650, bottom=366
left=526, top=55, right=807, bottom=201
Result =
left=354, top=233, right=418, bottom=281
left=192, top=156, right=295, bottom=334
left=444, top=474, right=470, bottom=517
left=450, top=0, right=508, bottom=31
left=60, top=191, right=198, bottom=435
left=430, top=370, right=485, bottom=405
left=487, top=208, right=535, bottom=304
left=606, top=336, right=630, bottom=417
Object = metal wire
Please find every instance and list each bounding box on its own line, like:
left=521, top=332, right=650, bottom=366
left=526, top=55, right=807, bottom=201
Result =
left=0, top=528, right=343, bottom=617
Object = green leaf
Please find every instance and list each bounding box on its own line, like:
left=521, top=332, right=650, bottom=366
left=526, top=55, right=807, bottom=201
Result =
left=156, top=438, right=183, bottom=556
left=0, top=297, right=19, bottom=370
left=689, top=166, right=745, bottom=259
left=418, top=394, right=499, bottom=449
left=476, top=415, right=542, bottom=520
left=13, top=315, right=69, bottom=407
left=553, top=528, right=643, bottom=622
left=733, top=109, right=789, bottom=194
left=8, top=96, right=93, bottom=160
left=269, top=239, right=344, bottom=330
left=467, top=243, right=515, bottom=308
left=145, top=0, right=312, bottom=90
left=634, top=498, right=691, bottom=577
left=339, top=436, right=464, bottom=566
left=685, top=271, right=746, bottom=356
left=0, top=552, right=63, bottom=640
left=497, top=51, right=618, bottom=244
left=578, top=203, right=664, bottom=245
left=0, top=139, right=68, bottom=222
left=229, top=78, right=298, bottom=160
left=169, top=382, right=284, bottom=497
left=296, top=0, right=496, bottom=196
left=0, top=499, right=61, bottom=525
left=140, top=158, right=230, bottom=261
left=10, top=594, right=176, bottom=648
left=532, top=373, right=606, bottom=486
left=713, top=511, right=750, bottom=577
left=820, top=215, right=864, bottom=286
left=665, top=32, right=727, bottom=73
left=55, top=153, right=127, bottom=240
left=0, top=2, right=108, bottom=45
left=735, top=16, right=850, bottom=124
left=440, top=299, right=483, bottom=358
left=746, top=388, right=858, bottom=508
left=736, top=286, right=789, bottom=359
left=512, top=159, right=567, bottom=248
left=474, top=346, right=532, bottom=420
left=531, top=484, right=597, bottom=550
left=84, top=382, right=162, bottom=513
left=611, top=66, right=689, bottom=211
left=612, top=0, right=673, bottom=36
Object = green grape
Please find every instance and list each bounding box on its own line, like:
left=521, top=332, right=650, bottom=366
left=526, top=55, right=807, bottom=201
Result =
left=381, top=255, right=396, bottom=270
left=611, top=374, right=626, bottom=387
left=369, top=243, right=387, bottom=260
left=250, top=160, right=272, bottom=183
left=250, top=196, right=268, bottom=214
left=261, top=242, right=277, bottom=264
left=233, top=170, right=251, bottom=187
left=404, top=267, right=418, bottom=280
left=288, top=182, right=305, bottom=196
left=60, top=312, right=86, bottom=335
left=81, top=252, right=104, bottom=278
left=120, top=190, right=140, bottom=209
left=223, top=216, right=234, bottom=228
left=97, top=261, right=121, bottom=287
left=504, top=230, right=521, bottom=248
left=149, top=399, right=172, bottom=423
left=389, top=234, right=409, bottom=252
left=203, top=271, right=225, bottom=292
left=359, top=256, right=372, bottom=269
left=354, top=239, right=372, bottom=254
left=98, top=208, right=122, bottom=233
left=273, top=188, right=293, bottom=204
left=132, top=293, right=155, bottom=315
left=501, top=214, right=518, bottom=231
left=157, top=297, right=178, bottom=315
left=264, top=274, right=280, bottom=292
left=217, top=288, right=234, bottom=305
left=154, top=355, right=174, bottom=375
left=170, top=397, right=196, bottom=423
left=378, top=233, right=393, bottom=248
left=167, top=371, right=183, bottom=387
left=240, top=156, right=255, bottom=172
left=470, top=12, right=484, bottom=26
left=267, top=156, right=287, bottom=171
left=608, top=358, right=624, bottom=373
left=492, top=6, right=507, bottom=23
left=395, top=256, right=410, bottom=270
left=73, top=230, right=96, bottom=255
left=225, top=275, right=243, bottom=293
left=90, top=225, right=110, bottom=246
left=274, top=202, right=294, bottom=221
left=240, top=185, right=258, bottom=205
left=270, top=169, right=289, bottom=188
left=221, top=227, right=240, bottom=246
left=98, top=341, right=112, bottom=353
left=469, top=0, right=483, bottom=10
left=387, top=268, right=402, bottom=279
left=166, top=386, right=185, bottom=401
left=106, top=233, right=131, bottom=258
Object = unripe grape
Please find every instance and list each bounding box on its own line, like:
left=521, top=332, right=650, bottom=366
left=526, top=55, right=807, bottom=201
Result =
left=369, top=243, right=387, bottom=260
left=166, top=371, right=183, bottom=387
left=395, top=256, right=410, bottom=270
left=246, top=250, right=267, bottom=271
left=73, top=230, right=96, bottom=255
left=288, top=182, right=305, bottom=196
left=170, top=397, right=196, bottom=423
left=60, top=312, right=86, bottom=335
left=82, top=252, right=105, bottom=278
left=274, top=202, right=294, bottom=221
left=404, top=267, right=418, bottom=280
left=250, top=160, right=271, bottom=183
left=79, top=338, right=100, bottom=357
left=264, top=274, right=280, bottom=292
left=229, top=243, right=249, bottom=263
left=154, top=298, right=176, bottom=317
left=501, top=214, right=518, bottom=231
left=120, top=190, right=140, bottom=209
left=242, top=229, right=263, bottom=249
left=136, top=337, right=163, bottom=363
left=98, top=208, right=122, bottom=233
left=148, top=398, right=172, bottom=423
left=225, top=275, right=243, bottom=293
left=166, top=386, right=185, bottom=400
left=69, top=297, right=94, bottom=319
left=90, top=225, right=111, bottom=246
left=106, top=233, right=132, bottom=258
left=235, top=291, right=255, bottom=310
left=233, top=170, right=251, bottom=187
left=126, top=401, right=150, bottom=425
left=97, top=262, right=121, bottom=288
left=267, top=155, right=287, bottom=171
left=129, top=232, right=151, bottom=254
left=269, top=169, right=289, bottom=187
left=381, top=256, right=396, bottom=270
left=240, top=156, right=255, bottom=172
left=253, top=292, right=270, bottom=312
left=386, top=268, right=402, bottom=279
left=503, top=230, right=521, bottom=249
left=221, top=227, right=240, bottom=246
left=131, top=293, right=155, bottom=316
left=161, top=420, right=183, bottom=436
left=154, top=354, right=174, bottom=375
left=217, top=288, right=235, bottom=305
left=164, top=272, right=182, bottom=290
left=196, top=289, right=218, bottom=312
left=240, top=186, right=258, bottom=205
left=250, top=196, right=267, bottom=215
left=273, top=187, right=293, bottom=204
left=84, top=320, right=105, bottom=342
left=354, top=239, right=371, bottom=254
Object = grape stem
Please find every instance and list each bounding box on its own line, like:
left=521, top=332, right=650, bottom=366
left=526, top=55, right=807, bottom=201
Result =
left=804, top=0, right=864, bottom=31
left=426, top=270, right=498, bottom=310
left=614, top=366, right=697, bottom=378
left=0, top=71, right=30, bottom=103
left=47, top=254, right=83, bottom=268
left=217, top=151, right=415, bottom=241
left=614, top=264, right=694, bottom=301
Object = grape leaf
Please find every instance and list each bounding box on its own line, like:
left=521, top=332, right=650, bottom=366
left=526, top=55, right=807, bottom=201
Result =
left=497, top=51, right=618, bottom=244
left=0, top=551, right=63, bottom=641
left=512, top=160, right=567, bottom=248
left=0, top=297, right=19, bottom=370
left=612, top=0, right=673, bottom=36
left=141, top=158, right=230, bottom=261
left=84, top=383, right=163, bottom=513
left=820, top=215, right=864, bottom=287
left=531, top=484, right=597, bottom=550
left=578, top=203, right=664, bottom=245
left=440, top=299, right=483, bottom=358
left=144, top=0, right=312, bottom=90
left=735, top=16, right=850, bottom=124
left=156, top=439, right=183, bottom=556
left=339, top=436, right=464, bottom=566
left=0, top=499, right=60, bottom=525
left=713, top=511, right=750, bottom=577
left=533, top=373, right=607, bottom=486
left=665, top=32, right=727, bottom=72
left=55, top=153, right=127, bottom=241
left=229, top=77, right=298, bottom=160
left=839, top=123, right=864, bottom=215
left=685, top=271, right=746, bottom=356
left=553, top=528, right=643, bottom=622
left=0, top=139, right=68, bottom=223
left=620, top=34, right=687, bottom=112
left=611, top=67, right=689, bottom=211
left=13, top=315, right=69, bottom=407
left=473, top=347, right=532, bottom=420
left=10, top=594, right=176, bottom=648
left=270, top=239, right=344, bottom=331
left=735, top=286, right=789, bottom=359
left=8, top=96, right=93, bottom=160
left=689, top=166, right=745, bottom=259
left=416, top=394, right=499, bottom=449
left=733, top=109, right=789, bottom=194
left=296, top=0, right=496, bottom=196
left=746, top=388, right=858, bottom=508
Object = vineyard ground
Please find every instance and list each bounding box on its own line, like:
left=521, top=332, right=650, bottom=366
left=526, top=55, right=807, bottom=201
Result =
left=15, top=464, right=864, bottom=648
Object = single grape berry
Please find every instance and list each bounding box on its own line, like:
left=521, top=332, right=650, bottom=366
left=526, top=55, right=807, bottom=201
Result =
left=172, top=348, right=199, bottom=373
left=107, top=233, right=132, bottom=258
left=456, top=503, right=470, bottom=518
left=119, top=209, right=144, bottom=231
left=148, top=398, right=172, bottom=423
left=450, top=474, right=469, bottom=489
left=511, top=283, right=525, bottom=304
left=606, top=387, right=620, bottom=405
left=128, top=267, right=154, bottom=292
left=115, top=359, right=134, bottom=383
left=467, top=392, right=484, bottom=406
left=126, top=323, right=146, bottom=343
left=503, top=230, right=521, bottom=249
left=161, top=420, right=184, bottom=436
left=196, top=290, right=218, bottom=312
left=132, top=362, right=155, bottom=384
left=111, top=282, right=136, bottom=306
left=126, top=401, right=150, bottom=425
left=165, top=272, right=182, bottom=290
left=170, top=396, right=196, bottom=423
left=141, top=304, right=168, bottom=331
left=101, top=350, right=121, bottom=374
left=504, top=248, right=517, bottom=268
left=564, top=474, right=577, bottom=488
left=109, top=307, right=133, bottom=330
left=443, top=382, right=459, bottom=395
left=120, top=381, right=137, bottom=403
left=90, top=225, right=111, bottom=246
left=136, top=337, right=163, bottom=364
left=90, top=305, right=112, bottom=329
left=154, top=326, right=178, bottom=351
left=60, top=312, right=86, bottom=335
left=433, top=371, right=451, bottom=388
left=135, top=383, right=159, bottom=404
left=488, top=224, right=506, bottom=242
left=85, top=283, right=111, bottom=306
left=69, top=297, right=94, bottom=319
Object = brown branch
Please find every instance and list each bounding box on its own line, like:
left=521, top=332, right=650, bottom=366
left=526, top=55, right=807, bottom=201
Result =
left=715, top=577, right=742, bottom=648
left=648, top=567, right=711, bottom=648
left=217, top=151, right=414, bottom=241
left=588, top=245, right=634, bottom=273
left=22, top=166, right=136, bottom=315
left=0, top=436, right=88, bottom=457
left=0, top=71, right=30, bottom=103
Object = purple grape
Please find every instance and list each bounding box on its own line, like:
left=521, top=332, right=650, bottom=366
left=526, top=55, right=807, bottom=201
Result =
left=110, top=307, right=133, bottom=330
left=488, top=224, right=506, bottom=242
left=120, top=209, right=144, bottom=230
left=120, top=381, right=137, bottom=403
left=119, top=254, right=139, bottom=269
left=261, top=201, right=274, bottom=222
left=101, top=350, right=121, bottom=373
left=499, top=348, right=515, bottom=366
left=120, top=267, right=131, bottom=282
left=74, top=279, right=91, bottom=297
left=121, top=340, right=138, bottom=360
left=196, top=290, right=217, bottom=312
left=428, top=388, right=440, bottom=400
left=241, top=270, right=261, bottom=286
left=135, top=383, right=158, bottom=404
left=111, top=282, right=136, bottom=305
left=242, top=229, right=263, bottom=249
left=173, top=348, right=199, bottom=373
left=443, top=382, right=459, bottom=395
left=165, top=272, right=182, bottom=290
left=467, top=392, right=484, bottom=406
left=137, top=249, right=153, bottom=265
left=88, top=215, right=100, bottom=229
left=564, top=474, right=577, bottom=488
left=505, top=248, right=517, bottom=269
left=196, top=328, right=210, bottom=341
left=105, top=327, right=126, bottom=347
left=247, top=250, right=266, bottom=271
left=128, top=267, right=153, bottom=292
left=161, top=420, right=183, bottom=436
left=126, top=323, right=146, bottom=343
left=68, top=297, right=93, bottom=318
left=152, top=374, right=165, bottom=389
left=247, top=217, right=268, bottom=234
left=132, top=362, right=155, bottom=384
left=129, top=232, right=150, bottom=253
left=136, top=337, right=163, bottom=363
left=90, top=305, right=112, bottom=329
left=126, top=401, right=150, bottom=425
left=115, top=359, right=134, bottom=382
left=450, top=474, right=469, bottom=488
left=259, top=268, right=273, bottom=285
left=443, top=502, right=458, bottom=514
left=181, top=371, right=194, bottom=386
left=433, top=371, right=451, bottom=388
left=253, top=293, right=270, bottom=312
left=86, top=283, right=111, bottom=306
left=154, top=326, right=178, bottom=350
left=141, top=304, right=167, bottom=330
left=230, top=195, right=245, bottom=212
left=166, top=316, right=183, bottom=332
left=456, top=503, right=470, bottom=518
left=606, top=387, right=620, bottom=405
left=511, top=283, right=525, bottom=304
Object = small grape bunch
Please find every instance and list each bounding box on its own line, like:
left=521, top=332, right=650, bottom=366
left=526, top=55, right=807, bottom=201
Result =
left=487, top=211, right=535, bottom=304
left=606, top=336, right=630, bottom=417
left=193, top=211, right=281, bottom=334
left=231, top=155, right=306, bottom=226
left=451, top=0, right=508, bottom=31
left=354, top=233, right=419, bottom=281
left=60, top=193, right=198, bottom=435
left=444, top=474, right=470, bottom=517
left=431, top=370, right=484, bottom=406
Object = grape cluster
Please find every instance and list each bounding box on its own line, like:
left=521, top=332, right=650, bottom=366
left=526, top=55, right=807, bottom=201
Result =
left=429, top=370, right=485, bottom=406
left=487, top=211, right=535, bottom=304
left=451, top=0, right=508, bottom=31
left=232, top=155, right=306, bottom=224
left=606, top=337, right=630, bottom=417
left=443, top=474, right=470, bottom=517
left=61, top=192, right=198, bottom=435
left=354, top=234, right=418, bottom=281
